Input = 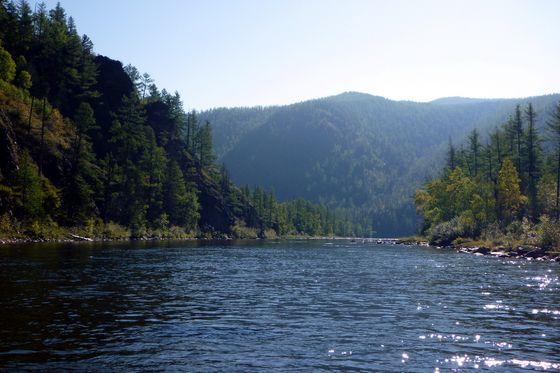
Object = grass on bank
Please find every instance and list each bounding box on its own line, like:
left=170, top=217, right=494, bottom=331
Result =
left=0, top=214, right=198, bottom=241
left=1, top=214, right=321, bottom=242
left=410, top=216, right=560, bottom=253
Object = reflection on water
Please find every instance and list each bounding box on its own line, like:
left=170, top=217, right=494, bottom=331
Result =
left=0, top=240, right=559, bottom=371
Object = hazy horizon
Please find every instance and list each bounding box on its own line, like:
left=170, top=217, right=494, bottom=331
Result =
left=196, top=91, right=560, bottom=111
left=40, top=0, right=560, bottom=110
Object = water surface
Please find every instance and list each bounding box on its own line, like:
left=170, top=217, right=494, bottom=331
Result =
left=0, top=240, right=559, bottom=371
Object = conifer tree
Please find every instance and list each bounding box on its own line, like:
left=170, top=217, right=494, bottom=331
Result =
left=15, top=0, right=33, bottom=57
left=447, top=137, right=455, bottom=170
left=547, top=101, right=560, bottom=220
left=198, top=120, right=216, bottom=169
left=468, top=129, right=481, bottom=177
left=62, top=102, right=97, bottom=223
left=163, top=159, right=199, bottom=230
left=513, top=104, right=523, bottom=175
left=524, top=103, right=542, bottom=221
left=15, top=151, right=43, bottom=220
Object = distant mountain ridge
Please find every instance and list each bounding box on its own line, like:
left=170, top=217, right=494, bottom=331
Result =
left=429, top=96, right=502, bottom=105
left=200, top=92, right=560, bottom=236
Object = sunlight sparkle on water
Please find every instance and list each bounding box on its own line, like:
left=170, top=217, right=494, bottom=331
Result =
left=436, top=354, right=560, bottom=370
left=401, top=352, right=409, bottom=364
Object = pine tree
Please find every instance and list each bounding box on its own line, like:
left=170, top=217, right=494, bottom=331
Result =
left=142, top=132, right=167, bottom=224
left=163, top=159, right=199, bottom=230
left=524, top=103, right=542, bottom=221
left=15, top=0, right=34, bottom=57
left=468, top=129, right=481, bottom=177
left=185, top=110, right=198, bottom=155
left=513, top=105, right=523, bottom=175
left=15, top=151, right=44, bottom=220
left=139, top=72, right=153, bottom=100
left=447, top=137, right=455, bottom=170
left=198, top=120, right=216, bottom=169
left=62, top=102, right=97, bottom=223
left=547, top=101, right=560, bottom=220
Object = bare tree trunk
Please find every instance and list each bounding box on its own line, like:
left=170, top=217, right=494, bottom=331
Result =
left=38, top=97, right=47, bottom=176
left=27, top=96, right=34, bottom=135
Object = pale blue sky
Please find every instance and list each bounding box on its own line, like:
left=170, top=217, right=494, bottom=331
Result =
left=42, top=0, right=559, bottom=110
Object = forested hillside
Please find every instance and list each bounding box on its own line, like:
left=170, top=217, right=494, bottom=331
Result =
left=201, top=92, right=560, bottom=236
left=0, top=1, right=354, bottom=240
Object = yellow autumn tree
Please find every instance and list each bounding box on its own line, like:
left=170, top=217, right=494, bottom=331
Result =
left=497, top=159, right=527, bottom=225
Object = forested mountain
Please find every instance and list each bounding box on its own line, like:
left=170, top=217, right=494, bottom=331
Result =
left=201, top=92, right=560, bottom=236
left=0, top=1, right=354, bottom=240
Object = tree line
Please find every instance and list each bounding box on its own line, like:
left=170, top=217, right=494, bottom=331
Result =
left=0, top=0, right=356, bottom=239
left=415, top=102, right=560, bottom=249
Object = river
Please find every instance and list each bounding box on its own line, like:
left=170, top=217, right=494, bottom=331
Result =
left=0, top=240, right=558, bottom=371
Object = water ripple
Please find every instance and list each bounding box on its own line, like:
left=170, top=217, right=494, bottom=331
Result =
left=0, top=241, right=558, bottom=371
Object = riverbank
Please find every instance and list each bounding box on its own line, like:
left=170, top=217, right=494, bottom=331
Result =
left=0, top=233, right=356, bottom=246
left=0, top=215, right=363, bottom=245
left=398, top=236, right=560, bottom=262
left=5, top=232, right=558, bottom=264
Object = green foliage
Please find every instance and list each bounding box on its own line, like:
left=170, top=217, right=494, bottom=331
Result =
left=0, top=212, right=18, bottom=238
left=15, top=70, right=31, bottom=90
left=0, top=45, right=15, bottom=82
left=417, top=103, right=560, bottom=251
left=101, top=221, right=130, bottom=240
left=164, top=159, right=199, bottom=230
left=232, top=221, right=259, bottom=239
left=427, top=217, right=464, bottom=246
left=536, top=215, right=560, bottom=251
left=497, top=159, right=526, bottom=224
left=197, top=120, right=216, bottom=169
left=15, top=151, right=43, bottom=219
left=24, top=217, right=65, bottom=239
left=546, top=101, right=560, bottom=220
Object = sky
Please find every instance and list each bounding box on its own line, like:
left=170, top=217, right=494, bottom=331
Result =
left=40, top=0, right=560, bottom=110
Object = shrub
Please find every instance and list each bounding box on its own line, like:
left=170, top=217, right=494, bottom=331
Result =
left=427, top=217, right=463, bottom=246
left=263, top=228, right=278, bottom=239
left=24, top=218, right=64, bottom=239
left=102, top=222, right=130, bottom=240
left=0, top=213, right=18, bottom=238
left=232, top=221, right=258, bottom=239
left=536, top=215, right=560, bottom=251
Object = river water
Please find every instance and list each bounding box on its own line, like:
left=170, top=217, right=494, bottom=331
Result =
left=0, top=240, right=558, bottom=371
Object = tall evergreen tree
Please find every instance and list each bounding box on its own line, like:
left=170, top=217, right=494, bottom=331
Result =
left=513, top=105, right=524, bottom=176
left=198, top=120, right=216, bottom=169
left=524, top=103, right=541, bottom=221
left=547, top=101, right=560, bottom=220
left=15, top=0, right=33, bottom=57
left=62, top=102, right=97, bottom=223
left=447, top=137, right=456, bottom=170
left=163, top=159, right=199, bottom=230
left=468, top=129, right=481, bottom=177
left=15, top=151, right=44, bottom=220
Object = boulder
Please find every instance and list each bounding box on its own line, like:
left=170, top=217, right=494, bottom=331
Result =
left=523, top=247, right=548, bottom=259
left=472, top=247, right=491, bottom=255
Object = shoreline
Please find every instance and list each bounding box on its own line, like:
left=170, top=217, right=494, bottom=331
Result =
left=0, top=235, right=361, bottom=245
left=398, top=238, right=560, bottom=263
left=4, top=236, right=558, bottom=263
